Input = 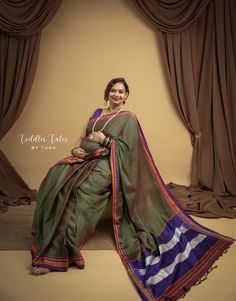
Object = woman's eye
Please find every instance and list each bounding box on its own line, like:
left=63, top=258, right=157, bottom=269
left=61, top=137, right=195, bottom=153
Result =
left=110, top=89, right=125, bottom=94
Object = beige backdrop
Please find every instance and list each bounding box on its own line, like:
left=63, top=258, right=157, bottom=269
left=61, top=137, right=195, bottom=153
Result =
left=0, top=0, right=192, bottom=190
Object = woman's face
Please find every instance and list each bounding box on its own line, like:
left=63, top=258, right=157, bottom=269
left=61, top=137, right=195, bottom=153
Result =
left=108, top=82, right=128, bottom=107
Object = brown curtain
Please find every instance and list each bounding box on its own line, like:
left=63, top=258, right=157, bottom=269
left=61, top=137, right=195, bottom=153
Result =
left=134, top=0, right=236, bottom=218
left=0, top=0, right=62, bottom=213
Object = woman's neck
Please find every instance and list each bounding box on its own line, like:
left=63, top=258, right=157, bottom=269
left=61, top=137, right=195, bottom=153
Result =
left=107, top=105, right=123, bottom=112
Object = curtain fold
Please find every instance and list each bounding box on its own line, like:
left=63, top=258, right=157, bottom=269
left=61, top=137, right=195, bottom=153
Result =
left=134, top=0, right=210, bottom=33
left=0, top=31, right=40, bottom=139
left=134, top=0, right=236, bottom=218
left=0, top=0, right=62, bottom=213
left=0, top=0, right=62, bottom=37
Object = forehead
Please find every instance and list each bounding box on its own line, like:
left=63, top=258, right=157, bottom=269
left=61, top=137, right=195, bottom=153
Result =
left=110, top=82, right=126, bottom=90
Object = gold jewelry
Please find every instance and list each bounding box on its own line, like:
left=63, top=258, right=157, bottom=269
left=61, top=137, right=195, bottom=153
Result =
left=102, top=136, right=109, bottom=146
left=101, top=136, right=112, bottom=148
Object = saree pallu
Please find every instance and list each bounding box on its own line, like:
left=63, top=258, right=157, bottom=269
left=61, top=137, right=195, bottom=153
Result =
left=31, top=109, right=234, bottom=301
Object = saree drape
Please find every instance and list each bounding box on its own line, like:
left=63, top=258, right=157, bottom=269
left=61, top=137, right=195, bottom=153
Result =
left=134, top=0, right=236, bottom=218
left=31, top=109, right=234, bottom=301
left=0, top=0, right=62, bottom=212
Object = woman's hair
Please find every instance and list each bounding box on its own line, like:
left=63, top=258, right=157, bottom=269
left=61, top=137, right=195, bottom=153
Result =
left=104, top=77, right=130, bottom=101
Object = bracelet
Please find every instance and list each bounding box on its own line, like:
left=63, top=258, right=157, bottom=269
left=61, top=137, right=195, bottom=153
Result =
left=71, top=147, right=79, bottom=156
left=106, top=138, right=112, bottom=148
left=101, top=136, right=112, bottom=148
left=101, top=137, right=107, bottom=146
left=102, top=137, right=109, bottom=147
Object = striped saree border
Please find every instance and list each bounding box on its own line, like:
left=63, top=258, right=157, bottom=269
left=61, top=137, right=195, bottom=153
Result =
left=110, top=140, right=156, bottom=301
left=31, top=240, right=85, bottom=271
left=159, top=239, right=231, bottom=300
left=110, top=140, right=129, bottom=261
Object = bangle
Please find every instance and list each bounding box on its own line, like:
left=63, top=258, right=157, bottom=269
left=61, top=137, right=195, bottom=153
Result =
left=102, top=137, right=109, bottom=147
left=106, top=137, right=112, bottom=147
left=106, top=138, right=112, bottom=148
left=107, top=138, right=112, bottom=148
left=102, top=136, right=109, bottom=147
left=71, top=147, right=79, bottom=156
left=101, top=136, right=112, bottom=148
left=101, top=137, right=107, bottom=146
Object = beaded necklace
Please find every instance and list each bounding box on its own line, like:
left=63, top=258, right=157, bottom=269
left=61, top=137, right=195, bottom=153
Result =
left=91, top=107, right=123, bottom=133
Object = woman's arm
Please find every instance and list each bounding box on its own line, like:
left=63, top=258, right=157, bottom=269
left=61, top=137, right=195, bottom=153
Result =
left=71, top=114, right=92, bottom=158
left=73, top=118, right=90, bottom=148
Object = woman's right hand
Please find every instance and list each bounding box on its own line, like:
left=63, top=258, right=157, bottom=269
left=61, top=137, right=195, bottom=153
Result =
left=71, top=147, right=88, bottom=159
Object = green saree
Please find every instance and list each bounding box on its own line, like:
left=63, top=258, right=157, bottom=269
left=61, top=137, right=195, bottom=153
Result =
left=31, top=109, right=234, bottom=301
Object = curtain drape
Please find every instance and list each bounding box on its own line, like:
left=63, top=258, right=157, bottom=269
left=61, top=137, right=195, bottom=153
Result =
left=134, top=0, right=236, bottom=218
left=134, top=0, right=210, bottom=32
left=0, top=0, right=62, bottom=213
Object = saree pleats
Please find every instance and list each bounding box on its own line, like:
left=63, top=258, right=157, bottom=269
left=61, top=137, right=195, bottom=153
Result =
left=31, top=109, right=234, bottom=300
left=32, top=153, right=111, bottom=271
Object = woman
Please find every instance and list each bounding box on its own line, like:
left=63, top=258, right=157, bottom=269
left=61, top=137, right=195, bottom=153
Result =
left=31, top=78, right=233, bottom=301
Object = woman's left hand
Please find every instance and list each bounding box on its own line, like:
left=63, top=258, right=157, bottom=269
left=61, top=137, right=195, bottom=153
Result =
left=87, top=131, right=105, bottom=144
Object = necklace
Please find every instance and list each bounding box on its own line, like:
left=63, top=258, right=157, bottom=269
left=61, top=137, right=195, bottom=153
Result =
left=91, top=107, right=123, bottom=133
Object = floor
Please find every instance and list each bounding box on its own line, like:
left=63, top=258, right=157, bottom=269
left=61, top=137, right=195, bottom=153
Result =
left=0, top=217, right=236, bottom=301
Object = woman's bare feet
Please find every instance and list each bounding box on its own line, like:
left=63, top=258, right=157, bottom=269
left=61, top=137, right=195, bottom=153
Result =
left=31, top=266, right=50, bottom=275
